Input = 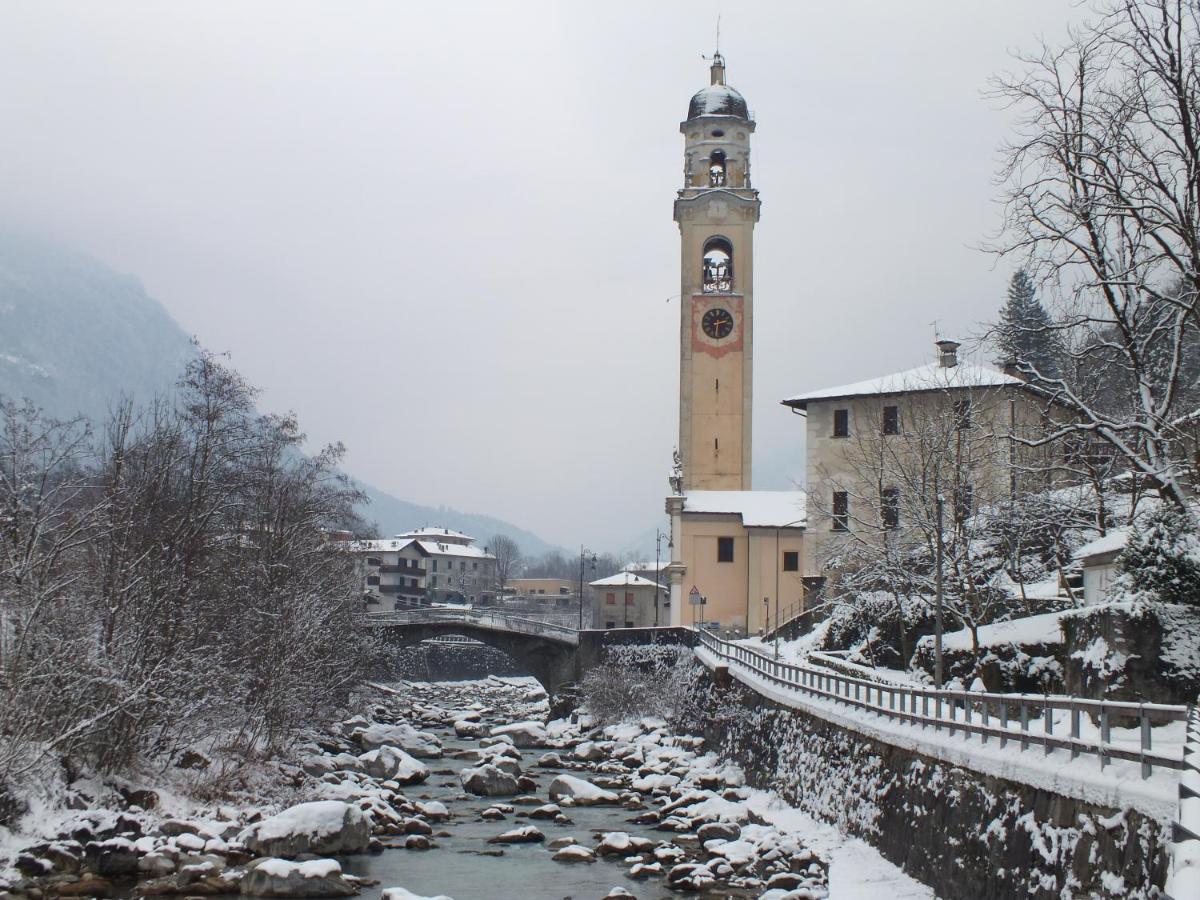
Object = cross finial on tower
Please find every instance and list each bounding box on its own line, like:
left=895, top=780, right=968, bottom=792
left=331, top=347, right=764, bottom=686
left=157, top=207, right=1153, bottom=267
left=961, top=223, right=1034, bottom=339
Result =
left=703, top=15, right=725, bottom=85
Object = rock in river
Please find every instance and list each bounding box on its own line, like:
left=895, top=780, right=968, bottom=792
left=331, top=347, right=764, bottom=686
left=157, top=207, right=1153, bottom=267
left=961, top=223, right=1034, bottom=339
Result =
left=547, top=773, right=620, bottom=805
left=459, top=763, right=519, bottom=797
left=238, top=801, right=370, bottom=858
left=240, top=858, right=356, bottom=897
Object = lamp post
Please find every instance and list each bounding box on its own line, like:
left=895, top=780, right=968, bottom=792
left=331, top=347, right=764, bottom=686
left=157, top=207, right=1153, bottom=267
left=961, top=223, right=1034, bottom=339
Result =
left=772, top=517, right=806, bottom=659
left=578, top=545, right=597, bottom=630
left=654, top=527, right=671, bottom=627
left=934, top=494, right=945, bottom=688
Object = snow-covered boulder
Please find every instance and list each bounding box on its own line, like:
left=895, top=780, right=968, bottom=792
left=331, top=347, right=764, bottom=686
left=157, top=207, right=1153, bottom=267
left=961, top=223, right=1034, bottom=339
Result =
left=488, top=721, right=547, bottom=747
left=595, top=832, right=653, bottom=857
left=572, top=741, right=606, bottom=761
left=358, top=746, right=429, bottom=785
left=381, top=889, right=455, bottom=900
left=487, top=826, right=545, bottom=844
left=238, top=801, right=370, bottom=858
left=352, top=722, right=443, bottom=758
left=459, top=763, right=519, bottom=796
left=551, top=844, right=595, bottom=862
left=547, top=774, right=620, bottom=805
left=240, top=858, right=356, bottom=897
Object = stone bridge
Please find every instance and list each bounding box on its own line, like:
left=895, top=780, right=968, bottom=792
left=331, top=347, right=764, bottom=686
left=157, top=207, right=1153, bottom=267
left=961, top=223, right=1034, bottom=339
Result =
left=366, top=609, right=694, bottom=694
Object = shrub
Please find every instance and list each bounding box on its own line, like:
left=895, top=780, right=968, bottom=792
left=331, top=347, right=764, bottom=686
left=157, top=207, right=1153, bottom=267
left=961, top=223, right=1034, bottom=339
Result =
left=1118, top=507, right=1200, bottom=606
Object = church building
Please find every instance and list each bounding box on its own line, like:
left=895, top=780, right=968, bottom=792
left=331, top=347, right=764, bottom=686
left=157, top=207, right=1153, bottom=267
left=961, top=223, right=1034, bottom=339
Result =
left=664, top=54, right=807, bottom=635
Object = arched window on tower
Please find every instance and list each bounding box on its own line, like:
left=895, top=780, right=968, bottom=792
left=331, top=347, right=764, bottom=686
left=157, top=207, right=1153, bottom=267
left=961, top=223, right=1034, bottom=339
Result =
left=702, top=237, right=733, bottom=293
left=709, top=149, right=727, bottom=187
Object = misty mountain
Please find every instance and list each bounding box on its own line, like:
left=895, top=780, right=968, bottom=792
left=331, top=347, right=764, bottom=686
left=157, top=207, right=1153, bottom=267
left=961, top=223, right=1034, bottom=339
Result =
left=0, top=230, right=559, bottom=556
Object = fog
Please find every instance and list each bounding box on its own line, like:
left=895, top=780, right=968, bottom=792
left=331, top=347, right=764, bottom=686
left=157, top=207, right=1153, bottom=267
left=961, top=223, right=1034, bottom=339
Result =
left=0, top=1, right=1087, bottom=549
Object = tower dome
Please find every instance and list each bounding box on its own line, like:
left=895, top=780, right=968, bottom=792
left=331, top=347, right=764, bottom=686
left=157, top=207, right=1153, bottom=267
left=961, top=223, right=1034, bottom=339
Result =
left=686, top=53, right=750, bottom=120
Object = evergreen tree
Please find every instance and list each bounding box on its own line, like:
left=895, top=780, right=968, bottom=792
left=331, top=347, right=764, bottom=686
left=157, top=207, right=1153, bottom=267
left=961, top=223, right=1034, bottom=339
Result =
left=996, top=270, right=1061, bottom=379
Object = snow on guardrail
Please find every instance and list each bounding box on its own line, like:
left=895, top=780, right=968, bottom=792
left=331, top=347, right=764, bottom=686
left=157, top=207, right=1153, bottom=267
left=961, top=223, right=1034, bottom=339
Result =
left=1165, top=702, right=1200, bottom=899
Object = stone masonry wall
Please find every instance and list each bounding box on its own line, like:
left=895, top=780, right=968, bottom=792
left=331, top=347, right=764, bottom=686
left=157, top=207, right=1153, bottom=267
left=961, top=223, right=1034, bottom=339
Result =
left=676, top=665, right=1171, bottom=899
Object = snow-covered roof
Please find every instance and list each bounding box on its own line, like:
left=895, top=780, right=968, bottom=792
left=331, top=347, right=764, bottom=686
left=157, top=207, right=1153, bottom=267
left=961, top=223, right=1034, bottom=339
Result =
left=624, top=561, right=671, bottom=573
left=1073, top=530, right=1129, bottom=562
left=346, top=538, right=417, bottom=554
left=396, top=527, right=474, bottom=543
left=590, top=572, right=665, bottom=590
left=416, top=540, right=494, bottom=559
left=782, top=362, right=1026, bottom=409
left=682, top=490, right=806, bottom=528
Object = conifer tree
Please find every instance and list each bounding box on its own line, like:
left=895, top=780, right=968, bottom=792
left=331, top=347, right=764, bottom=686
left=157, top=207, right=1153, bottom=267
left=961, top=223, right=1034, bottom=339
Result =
left=996, top=269, right=1061, bottom=379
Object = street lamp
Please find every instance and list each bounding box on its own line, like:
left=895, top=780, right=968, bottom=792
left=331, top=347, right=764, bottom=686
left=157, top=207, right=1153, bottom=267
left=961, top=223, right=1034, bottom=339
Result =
left=654, top=527, right=671, bottom=627
left=578, top=545, right=597, bottom=630
left=772, top=517, right=806, bottom=659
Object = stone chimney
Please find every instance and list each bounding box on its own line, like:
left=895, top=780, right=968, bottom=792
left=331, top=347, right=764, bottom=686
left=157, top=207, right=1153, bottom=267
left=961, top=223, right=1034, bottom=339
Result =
left=936, top=339, right=960, bottom=368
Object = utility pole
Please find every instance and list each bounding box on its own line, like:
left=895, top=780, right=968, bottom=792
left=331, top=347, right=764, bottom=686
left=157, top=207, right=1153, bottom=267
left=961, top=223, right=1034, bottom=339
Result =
left=934, top=494, right=945, bottom=688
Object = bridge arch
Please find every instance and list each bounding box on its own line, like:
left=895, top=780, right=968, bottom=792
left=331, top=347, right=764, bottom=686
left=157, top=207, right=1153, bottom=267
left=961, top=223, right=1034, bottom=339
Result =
left=376, top=620, right=579, bottom=695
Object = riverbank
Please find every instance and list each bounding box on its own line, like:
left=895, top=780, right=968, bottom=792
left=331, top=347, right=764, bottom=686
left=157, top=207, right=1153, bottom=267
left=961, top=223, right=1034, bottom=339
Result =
left=1, top=674, right=933, bottom=899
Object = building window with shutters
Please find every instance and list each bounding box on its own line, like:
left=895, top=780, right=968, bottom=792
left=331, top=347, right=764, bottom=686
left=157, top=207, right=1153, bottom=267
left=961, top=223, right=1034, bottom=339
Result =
left=882, top=405, right=899, bottom=435
left=605, top=592, right=616, bottom=605
left=833, top=408, right=849, bottom=438
left=783, top=551, right=799, bottom=572
left=881, top=487, right=900, bottom=529
left=625, top=592, right=634, bottom=605
left=954, top=399, right=972, bottom=430
left=832, top=491, right=849, bottom=531
left=717, top=536, right=734, bottom=562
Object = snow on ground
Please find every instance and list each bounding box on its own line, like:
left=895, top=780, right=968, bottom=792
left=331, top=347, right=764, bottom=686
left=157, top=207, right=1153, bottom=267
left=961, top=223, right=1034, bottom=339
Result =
left=745, top=790, right=934, bottom=899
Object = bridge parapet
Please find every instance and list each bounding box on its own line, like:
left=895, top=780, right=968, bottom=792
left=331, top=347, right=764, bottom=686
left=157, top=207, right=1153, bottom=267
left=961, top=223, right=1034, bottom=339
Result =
left=367, top=607, right=579, bottom=646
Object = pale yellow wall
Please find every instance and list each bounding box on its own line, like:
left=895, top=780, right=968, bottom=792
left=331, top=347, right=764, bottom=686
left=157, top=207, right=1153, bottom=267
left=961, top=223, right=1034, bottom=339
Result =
left=506, top=578, right=573, bottom=596
left=675, top=114, right=759, bottom=493
left=802, top=385, right=1067, bottom=573
left=668, top=511, right=805, bottom=633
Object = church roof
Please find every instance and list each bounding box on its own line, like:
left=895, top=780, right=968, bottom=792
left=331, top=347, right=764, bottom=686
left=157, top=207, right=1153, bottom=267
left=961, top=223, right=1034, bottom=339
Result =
left=687, top=83, right=750, bottom=120
left=782, top=361, right=1027, bottom=410
left=682, top=490, right=806, bottom=528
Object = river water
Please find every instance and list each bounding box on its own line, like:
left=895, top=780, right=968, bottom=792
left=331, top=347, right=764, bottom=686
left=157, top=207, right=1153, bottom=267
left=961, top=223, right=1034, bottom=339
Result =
left=340, top=677, right=750, bottom=900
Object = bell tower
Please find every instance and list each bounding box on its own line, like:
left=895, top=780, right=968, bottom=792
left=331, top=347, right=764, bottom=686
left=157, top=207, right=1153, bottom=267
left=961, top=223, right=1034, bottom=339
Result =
left=674, top=53, right=760, bottom=492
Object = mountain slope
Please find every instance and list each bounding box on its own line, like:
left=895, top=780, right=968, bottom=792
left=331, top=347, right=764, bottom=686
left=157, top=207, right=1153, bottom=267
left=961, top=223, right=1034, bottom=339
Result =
left=0, top=230, right=196, bottom=423
left=0, top=230, right=558, bottom=556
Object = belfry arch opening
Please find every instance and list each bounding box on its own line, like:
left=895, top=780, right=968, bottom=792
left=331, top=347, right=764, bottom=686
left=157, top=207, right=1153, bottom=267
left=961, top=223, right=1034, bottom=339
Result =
left=709, top=149, right=727, bottom=186
left=702, top=237, right=734, bottom=293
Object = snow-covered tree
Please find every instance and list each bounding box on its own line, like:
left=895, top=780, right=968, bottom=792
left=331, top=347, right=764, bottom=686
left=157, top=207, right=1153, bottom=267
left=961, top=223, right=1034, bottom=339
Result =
left=991, top=0, right=1200, bottom=519
left=995, top=269, right=1062, bottom=379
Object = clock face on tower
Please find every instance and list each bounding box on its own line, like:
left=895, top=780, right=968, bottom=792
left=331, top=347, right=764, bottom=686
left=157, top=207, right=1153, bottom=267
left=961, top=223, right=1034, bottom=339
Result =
left=701, top=307, right=735, bottom=340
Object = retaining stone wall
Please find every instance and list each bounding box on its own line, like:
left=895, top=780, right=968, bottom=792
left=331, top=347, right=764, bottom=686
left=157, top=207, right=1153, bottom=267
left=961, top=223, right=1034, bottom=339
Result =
left=677, top=665, right=1170, bottom=899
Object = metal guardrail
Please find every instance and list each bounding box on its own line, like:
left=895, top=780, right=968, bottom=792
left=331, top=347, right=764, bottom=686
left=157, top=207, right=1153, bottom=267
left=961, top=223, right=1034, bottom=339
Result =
left=1165, top=702, right=1200, bottom=899
left=697, top=627, right=1187, bottom=778
left=366, top=607, right=580, bottom=645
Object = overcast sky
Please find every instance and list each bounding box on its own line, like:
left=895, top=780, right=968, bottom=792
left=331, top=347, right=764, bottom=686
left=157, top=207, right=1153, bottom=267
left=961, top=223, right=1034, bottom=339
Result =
left=0, top=1, right=1089, bottom=551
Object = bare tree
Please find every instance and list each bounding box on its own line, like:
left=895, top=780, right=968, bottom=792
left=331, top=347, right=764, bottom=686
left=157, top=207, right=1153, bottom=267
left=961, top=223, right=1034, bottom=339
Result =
left=991, top=0, right=1200, bottom=517
left=488, top=534, right=522, bottom=590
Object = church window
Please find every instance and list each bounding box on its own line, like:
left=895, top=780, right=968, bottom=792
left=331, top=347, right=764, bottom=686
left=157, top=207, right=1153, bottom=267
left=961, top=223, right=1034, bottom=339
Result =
left=702, top=237, right=733, bottom=293
left=882, top=405, right=899, bottom=434
left=833, top=409, right=849, bottom=438
left=709, top=149, right=727, bottom=186
left=832, top=492, right=849, bottom=531
left=717, top=536, right=734, bottom=563
left=783, top=551, right=799, bottom=572
left=711, top=129, right=725, bottom=137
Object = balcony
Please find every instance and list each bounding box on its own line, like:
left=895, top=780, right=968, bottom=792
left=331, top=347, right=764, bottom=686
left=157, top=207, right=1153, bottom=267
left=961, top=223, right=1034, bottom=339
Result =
left=379, top=563, right=425, bottom=576
left=379, top=584, right=425, bottom=598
